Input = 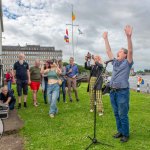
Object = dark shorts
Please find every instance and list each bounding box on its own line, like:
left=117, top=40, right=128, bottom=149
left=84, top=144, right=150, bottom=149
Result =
left=16, top=80, right=28, bottom=96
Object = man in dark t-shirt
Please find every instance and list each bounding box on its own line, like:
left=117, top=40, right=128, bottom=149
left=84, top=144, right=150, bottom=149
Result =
left=13, top=53, right=31, bottom=109
left=0, top=86, right=16, bottom=110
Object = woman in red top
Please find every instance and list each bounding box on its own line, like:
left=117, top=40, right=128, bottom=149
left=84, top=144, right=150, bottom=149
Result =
left=5, top=69, right=13, bottom=90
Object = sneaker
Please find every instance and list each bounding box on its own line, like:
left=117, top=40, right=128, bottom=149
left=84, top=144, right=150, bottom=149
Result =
left=49, top=114, right=55, bottom=118
left=120, top=136, right=129, bottom=142
left=90, top=109, right=94, bottom=112
left=24, top=102, right=27, bottom=108
left=70, top=98, right=73, bottom=102
left=113, top=132, right=123, bottom=138
left=76, top=98, right=79, bottom=102
left=34, top=103, right=38, bottom=107
left=18, top=103, right=21, bottom=109
left=98, top=112, right=103, bottom=116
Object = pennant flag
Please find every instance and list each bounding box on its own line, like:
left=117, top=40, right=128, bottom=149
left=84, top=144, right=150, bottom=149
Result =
left=72, top=11, right=76, bottom=21
left=64, top=35, right=69, bottom=43
left=66, top=29, right=68, bottom=36
left=78, top=28, right=83, bottom=34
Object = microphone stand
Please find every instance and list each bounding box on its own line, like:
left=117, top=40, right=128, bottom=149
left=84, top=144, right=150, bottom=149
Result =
left=85, top=63, right=113, bottom=150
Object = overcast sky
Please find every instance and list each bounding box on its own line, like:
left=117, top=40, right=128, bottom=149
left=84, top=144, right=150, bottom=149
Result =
left=1, top=0, right=150, bottom=71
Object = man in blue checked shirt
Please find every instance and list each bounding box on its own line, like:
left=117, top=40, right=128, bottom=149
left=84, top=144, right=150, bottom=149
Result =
left=66, top=57, right=79, bottom=102
left=103, top=25, right=133, bottom=143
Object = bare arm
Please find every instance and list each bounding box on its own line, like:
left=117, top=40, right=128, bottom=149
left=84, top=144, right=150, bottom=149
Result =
left=56, top=67, right=62, bottom=75
left=102, top=32, right=114, bottom=60
left=40, top=65, right=50, bottom=74
left=12, top=70, right=16, bottom=83
left=124, top=25, right=133, bottom=63
left=27, top=70, right=31, bottom=84
left=5, top=97, right=11, bottom=105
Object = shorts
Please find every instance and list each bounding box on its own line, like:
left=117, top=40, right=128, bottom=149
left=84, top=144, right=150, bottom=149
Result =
left=16, top=80, right=28, bottom=96
left=30, top=81, right=40, bottom=91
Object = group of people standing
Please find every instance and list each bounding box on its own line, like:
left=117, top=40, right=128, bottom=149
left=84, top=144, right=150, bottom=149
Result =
left=1, top=55, right=80, bottom=118
left=1, top=25, right=133, bottom=143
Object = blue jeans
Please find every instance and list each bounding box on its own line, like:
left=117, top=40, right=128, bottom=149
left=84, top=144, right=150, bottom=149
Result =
left=44, top=80, right=48, bottom=103
left=9, top=99, right=16, bottom=110
left=110, top=88, right=129, bottom=137
left=58, top=80, right=66, bottom=102
left=7, top=80, right=12, bottom=91
left=47, top=83, right=60, bottom=115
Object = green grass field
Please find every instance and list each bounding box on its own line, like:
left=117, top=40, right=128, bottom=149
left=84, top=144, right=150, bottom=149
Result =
left=14, top=83, right=150, bottom=150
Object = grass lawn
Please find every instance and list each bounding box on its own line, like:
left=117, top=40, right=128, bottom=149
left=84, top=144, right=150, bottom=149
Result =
left=13, top=83, right=150, bottom=150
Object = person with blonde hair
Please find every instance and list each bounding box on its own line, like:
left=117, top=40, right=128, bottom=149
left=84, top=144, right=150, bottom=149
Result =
left=85, top=54, right=104, bottom=116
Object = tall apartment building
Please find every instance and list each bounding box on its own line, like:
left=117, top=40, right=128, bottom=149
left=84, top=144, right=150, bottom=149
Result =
left=2, top=45, right=62, bottom=73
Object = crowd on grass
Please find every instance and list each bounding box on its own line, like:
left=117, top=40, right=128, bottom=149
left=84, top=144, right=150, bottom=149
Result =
left=0, top=25, right=133, bottom=143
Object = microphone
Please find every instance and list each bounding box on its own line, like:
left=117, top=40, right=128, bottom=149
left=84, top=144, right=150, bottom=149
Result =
left=104, top=59, right=114, bottom=64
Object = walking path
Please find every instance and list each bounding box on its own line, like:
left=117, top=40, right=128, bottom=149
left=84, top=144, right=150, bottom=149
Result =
left=0, top=109, right=24, bottom=150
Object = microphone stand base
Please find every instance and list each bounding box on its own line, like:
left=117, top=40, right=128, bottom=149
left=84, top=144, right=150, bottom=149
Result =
left=85, top=136, right=113, bottom=150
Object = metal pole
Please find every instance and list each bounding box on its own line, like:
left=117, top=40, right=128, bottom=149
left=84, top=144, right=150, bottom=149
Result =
left=72, top=5, right=74, bottom=58
left=66, top=5, right=78, bottom=59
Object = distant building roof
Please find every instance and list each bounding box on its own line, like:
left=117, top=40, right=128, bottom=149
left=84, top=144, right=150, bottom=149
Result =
left=2, top=45, right=62, bottom=52
left=0, top=0, right=4, bottom=32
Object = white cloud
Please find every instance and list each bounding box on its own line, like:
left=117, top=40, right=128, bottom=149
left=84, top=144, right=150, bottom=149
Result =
left=1, top=0, right=150, bottom=71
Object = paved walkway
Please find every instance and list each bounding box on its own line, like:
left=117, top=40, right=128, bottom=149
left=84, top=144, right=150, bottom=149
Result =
left=0, top=109, right=24, bottom=150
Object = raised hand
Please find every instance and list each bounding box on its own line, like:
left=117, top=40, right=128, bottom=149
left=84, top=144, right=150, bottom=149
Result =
left=85, top=56, right=88, bottom=61
left=124, top=25, right=133, bottom=37
left=102, top=32, right=108, bottom=39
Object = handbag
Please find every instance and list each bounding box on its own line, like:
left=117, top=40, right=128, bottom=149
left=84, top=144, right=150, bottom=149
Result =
left=56, top=75, right=62, bottom=85
left=102, top=82, right=111, bottom=95
left=58, top=79, right=62, bottom=85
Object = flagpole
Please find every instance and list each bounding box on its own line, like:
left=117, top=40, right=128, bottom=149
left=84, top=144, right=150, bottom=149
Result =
left=66, top=4, right=79, bottom=59
left=72, top=5, right=74, bottom=58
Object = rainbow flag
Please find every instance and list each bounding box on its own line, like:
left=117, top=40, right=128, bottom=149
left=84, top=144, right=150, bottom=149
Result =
left=138, top=77, right=144, bottom=85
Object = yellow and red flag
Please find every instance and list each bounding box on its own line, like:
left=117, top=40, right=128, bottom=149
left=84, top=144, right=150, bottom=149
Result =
left=72, top=11, right=76, bottom=21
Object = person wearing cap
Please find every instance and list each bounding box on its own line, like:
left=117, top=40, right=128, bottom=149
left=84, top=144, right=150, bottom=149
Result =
left=102, top=25, right=133, bottom=142
left=41, top=60, right=61, bottom=118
